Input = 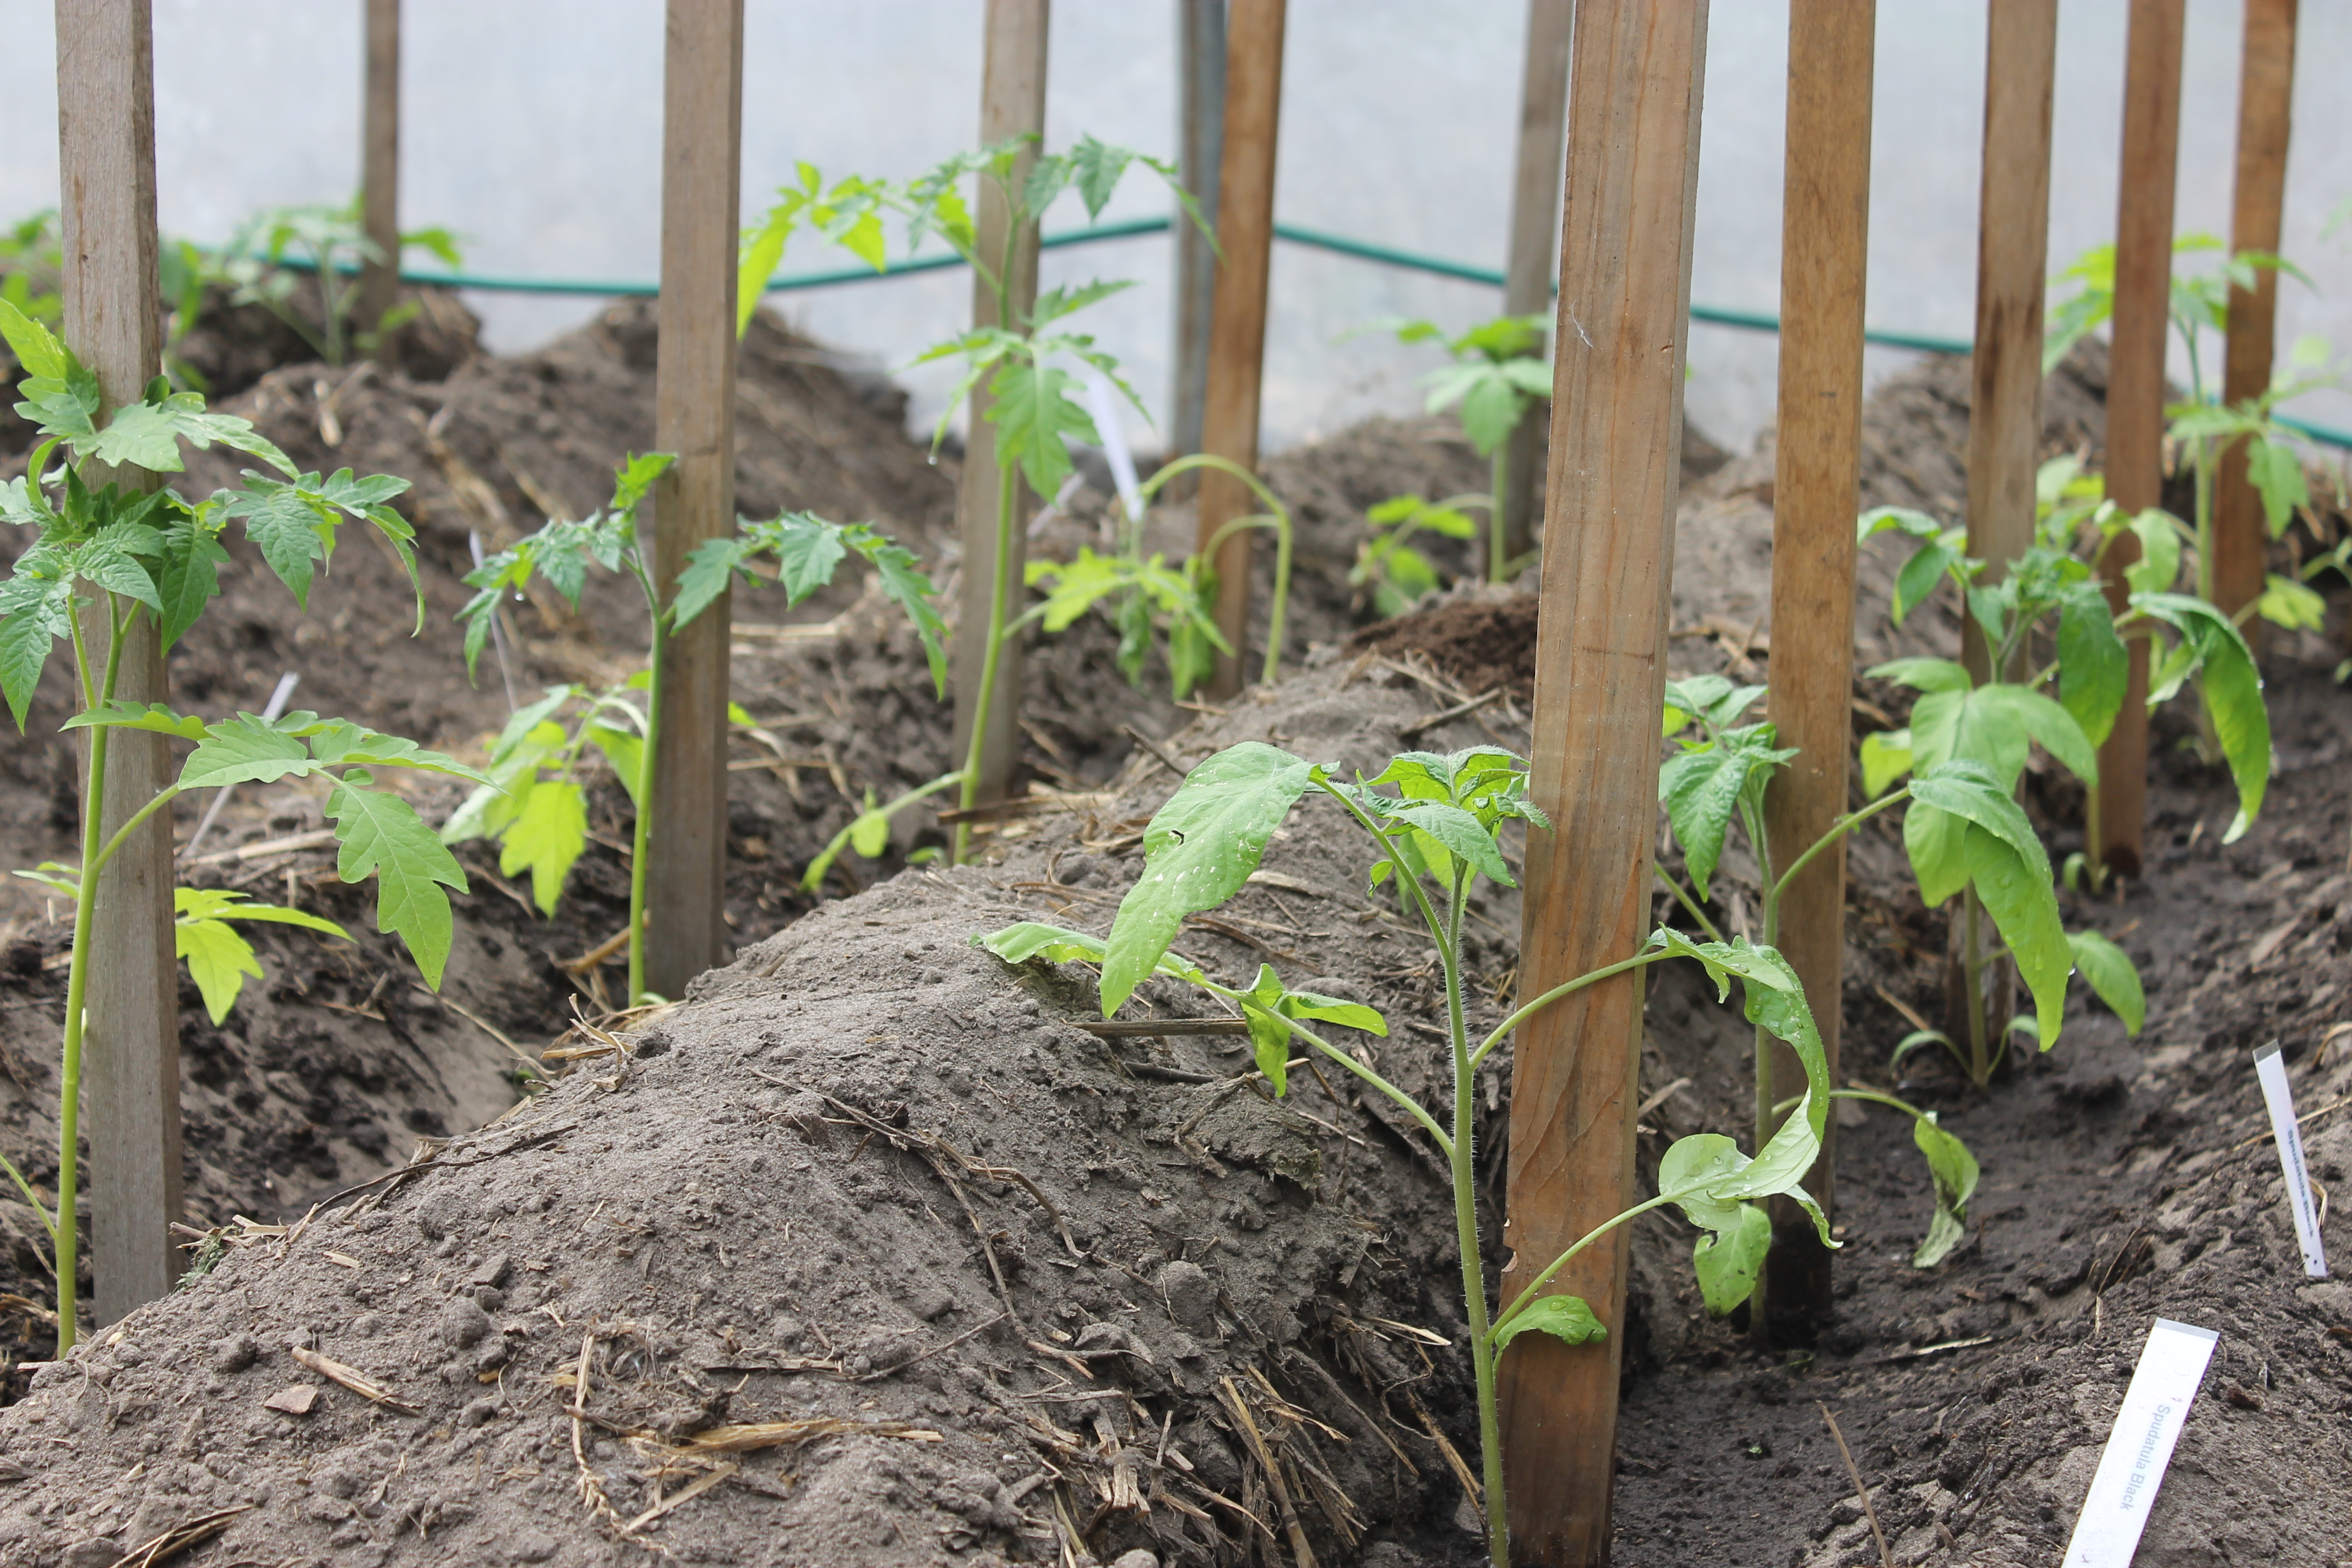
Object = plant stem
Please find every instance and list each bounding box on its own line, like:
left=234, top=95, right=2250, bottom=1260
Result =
left=1488, top=443, right=1509, bottom=585
left=1195, top=984, right=1453, bottom=1153
left=1962, top=885, right=1990, bottom=1086
left=1468, top=949, right=1668, bottom=1071
left=52, top=607, right=128, bottom=1355
left=1438, top=870, right=1509, bottom=1566
left=1655, top=866, right=1725, bottom=943
left=1489, top=1191, right=1674, bottom=1342
left=1769, top=787, right=1910, bottom=906
left=628, top=583, right=663, bottom=1008
left=955, top=456, right=1022, bottom=866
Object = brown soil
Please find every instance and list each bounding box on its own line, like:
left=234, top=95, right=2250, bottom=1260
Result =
left=2, top=311, right=2348, bottom=1568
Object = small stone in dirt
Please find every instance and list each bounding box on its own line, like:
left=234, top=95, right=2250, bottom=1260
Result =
left=1157, top=1260, right=1217, bottom=1330
left=459, top=1397, right=499, bottom=1427
left=468, top=1253, right=512, bottom=1289
left=2223, top=1382, right=2265, bottom=1411
left=1111, top=1553, right=1159, bottom=1568
left=262, top=1384, right=318, bottom=1415
left=438, top=1294, right=493, bottom=1349
left=59, top=1540, right=120, bottom=1568
left=209, top=1332, right=262, bottom=1374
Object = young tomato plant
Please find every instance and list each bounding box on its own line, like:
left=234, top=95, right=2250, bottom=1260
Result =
left=978, top=741, right=1835, bottom=1567
left=1372, top=312, right=1550, bottom=582
left=737, top=139, right=1220, bottom=863
left=1654, top=677, right=2012, bottom=1265
left=210, top=197, right=463, bottom=366
left=0, top=299, right=485, bottom=1351
left=1350, top=493, right=1480, bottom=618
left=2048, top=234, right=2334, bottom=628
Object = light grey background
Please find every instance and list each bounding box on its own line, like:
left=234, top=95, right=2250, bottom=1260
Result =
left=6, top=1, right=2349, bottom=458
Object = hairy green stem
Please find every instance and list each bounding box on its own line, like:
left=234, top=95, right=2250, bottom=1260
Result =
left=52, top=605, right=132, bottom=1353
left=955, top=456, right=1022, bottom=866
left=1488, top=1191, right=1675, bottom=1344
left=1194, top=984, right=1452, bottom=1155
left=1467, top=949, right=1668, bottom=1071
left=1438, top=868, right=1508, bottom=1567
left=1768, top=787, right=1909, bottom=906
left=628, top=567, right=663, bottom=1007
left=1141, top=454, right=1299, bottom=687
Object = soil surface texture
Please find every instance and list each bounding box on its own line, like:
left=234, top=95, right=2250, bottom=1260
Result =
left=1, top=312, right=2348, bottom=1568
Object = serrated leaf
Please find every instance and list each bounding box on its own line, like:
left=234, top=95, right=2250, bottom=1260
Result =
left=175, top=918, right=263, bottom=1026
left=851, top=533, right=949, bottom=697
left=764, top=513, right=851, bottom=604
left=1492, top=1293, right=1605, bottom=1353
left=181, top=715, right=314, bottom=791
left=0, top=295, right=67, bottom=381
left=0, top=570, right=70, bottom=731
left=987, top=357, right=1096, bottom=498
left=672, top=536, right=754, bottom=630
left=155, top=515, right=228, bottom=650
left=2066, top=928, right=2145, bottom=1035
left=499, top=777, right=586, bottom=917
left=219, top=480, right=331, bottom=607
left=1383, top=799, right=1514, bottom=888
left=2259, top=573, right=2329, bottom=632
left=1692, top=1202, right=1771, bottom=1315
left=302, top=719, right=489, bottom=782
left=1867, top=657, right=1973, bottom=694
left=1659, top=727, right=1790, bottom=897
left=326, top=780, right=468, bottom=989
left=84, top=395, right=294, bottom=476
left=1102, top=742, right=1320, bottom=1015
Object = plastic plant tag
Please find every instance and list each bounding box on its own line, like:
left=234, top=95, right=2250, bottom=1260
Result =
left=2251, top=1039, right=2328, bottom=1278
left=2061, top=1317, right=2220, bottom=1566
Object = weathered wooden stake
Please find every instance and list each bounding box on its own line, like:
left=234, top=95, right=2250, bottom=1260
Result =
left=2213, top=0, right=2298, bottom=652
left=1195, top=0, right=1284, bottom=699
left=357, top=0, right=401, bottom=351
left=1500, top=2, right=1708, bottom=1561
left=57, top=0, right=183, bottom=1326
left=2094, top=0, right=2185, bottom=880
left=644, top=0, right=744, bottom=997
left=1170, top=0, right=1225, bottom=472
left=1497, top=0, right=1573, bottom=574
left=1961, top=0, right=2057, bottom=679
left=951, top=0, right=1049, bottom=809
left=1756, top=0, right=1875, bottom=1341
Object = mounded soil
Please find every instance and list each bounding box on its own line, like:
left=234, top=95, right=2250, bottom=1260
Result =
left=0, top=302, right=2347, bottom=1568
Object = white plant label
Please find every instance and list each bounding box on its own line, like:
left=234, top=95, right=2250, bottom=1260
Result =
left=2062, top=1317, right=2219, bottom=1566
left=2252, top=1039, right=2329, bottom=1277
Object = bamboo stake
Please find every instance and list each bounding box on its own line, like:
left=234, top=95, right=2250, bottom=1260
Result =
left=57, top=0, right=184, bottom=1327
left=951, top=0, right=1050, bottom=812
left=643, top=0, right=744, bottom=997
left=2094, top=0, right=2185, bottom=880
left=2213, top=0, right=2299, bottom=654
left=1961, top=0, right=2058, bottom=683
left=357, top=0, right=400, bottom=355
left=1756, top=0, right=1875, bottom=1340
left=1499, top=3, right=1709, bottom=1560
left=1195, top=0, right=1285, bottom=700
left=1170, top=0, right=1226, bottom=477
left=1497, top=0, right=1573, bottom=574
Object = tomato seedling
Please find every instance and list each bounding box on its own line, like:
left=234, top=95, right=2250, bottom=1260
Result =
left=0, top=298, right=486, bottom=1350
left=737, top=141, right=1256, bottom=864
left=1370, top=312, right=1551, bottom=582
left=980, top=739, right=1835, bottom=1566
left=1350, top=493, right=1481, bottom=618
left=203, top=197, right=462, bottom=367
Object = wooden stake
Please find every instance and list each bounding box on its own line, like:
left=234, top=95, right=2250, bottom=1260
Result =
left=951, top=0, right=1050, bottom=809
left=644, top=0, right=744, bottom=997
left=1961, top=0, right=2058, bottom=681
left=357, top=0, right=400, bottom=353
left=1757, top=0, right=1875, bottom=1339
left=2094, top=0, right=2185, bottom=880
left=1170, top=0, right=1226, bottom=473
left=1497, top=0, right=1573, bottom=574
left=1195, top=0, right=1284, bottom=700
left=1500, top=3, right=1708, bottom=1561
left=2213, top=0, right=2298, bottom=651
left=57, top=0, right=183, bottom=1326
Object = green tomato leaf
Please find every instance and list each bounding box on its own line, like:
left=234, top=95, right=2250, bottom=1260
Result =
left=326, top=778, right=469, bottom=990
left=0, top=295, right=68, bottom=381
left=987, top=357, right=1096, bottom=499
left=1866, top=657, right=1973, bottom=694
left=848, top=531, right=950, bottom=698
left=1492, top=1293, right=1606, bottom=1353
left=1909, top=1112, right=1980, bottom=1269
left=2259, top=573, right=2329, bottom=632
left=1859, top=728, right=1914, bottom=799
left=1382, top=799, right=1514, bottom=889
left=0, top=569, right=72, bottom=731
left=1892, top=538, right=1961, bottom=623
left=1692, top=1202, right=1771, bottom=1315
left=586, top=723, right=646, bottom=810
left=763, top=512, right=852, bottom=605
left=59, top=700, right=207, bottom=741
left=2066, top=928, right=2145, bottom=1035
left=672, top=536, right=755, bottom=631
left=2056, top=589, right=2127, bottom=748
left=976, top=922, right=1108, bottom=966
left=849, top=792, right=891, bottom=859
left=155, top=514, right=229, bottom=651
left=180, top=714, right=315, bottom=791
left=499, top=776, right=586, bottom=917
left=2244, top=435, right=2309, bottom=535
left=1281, top=990, right=1388, bottom=1038
left=1101, top=742, right=1320, bottom=1015
left=175, top=917, right=262, bottom=1026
